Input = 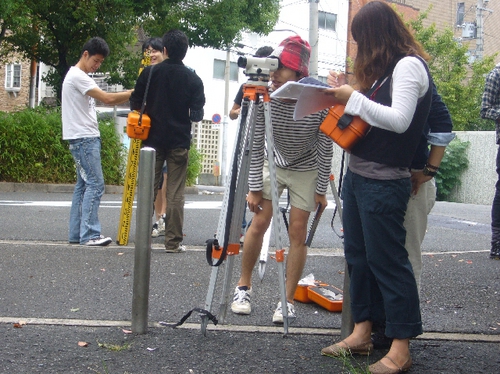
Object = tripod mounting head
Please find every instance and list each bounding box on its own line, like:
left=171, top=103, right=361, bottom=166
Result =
left=238, top=55, right=279, bottom=86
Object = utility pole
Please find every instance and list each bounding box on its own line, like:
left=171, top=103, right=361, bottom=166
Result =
left=308, top=0, right=319, bottom=79
left=476, top=0, right=484, bottom=60
left=475, top=0, right=493, bottom=60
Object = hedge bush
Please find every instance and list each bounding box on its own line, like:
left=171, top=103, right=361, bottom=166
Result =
left=2, top=107, right=74, bottom=183
left=0, top=107, right=126, bottom=185
left=0, top=107, right=203, bottom=186
left=435, top=137, right=470, bottom=201
left=1, top=107, right=467, bottom=195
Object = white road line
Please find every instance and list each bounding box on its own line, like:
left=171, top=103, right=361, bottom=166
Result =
left=0, top=240, right=488, bottom=256
left=0, top=316, right=498, bottom=343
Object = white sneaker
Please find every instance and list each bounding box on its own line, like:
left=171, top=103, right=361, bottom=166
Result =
left=230, top=286, right=252, bottom=315
left=84, top=235, right=112, bottom=246
left=152, top=215, right=166, bottom=238
left=165, top=245, right=186, bottom=253
left=272, top=301, right=296, bottom=324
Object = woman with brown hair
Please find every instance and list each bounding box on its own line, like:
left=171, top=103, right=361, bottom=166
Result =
left=321, top=2, right=432, bottom=373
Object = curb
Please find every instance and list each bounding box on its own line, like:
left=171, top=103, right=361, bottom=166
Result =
left=0, top=182, right=199, bottom=195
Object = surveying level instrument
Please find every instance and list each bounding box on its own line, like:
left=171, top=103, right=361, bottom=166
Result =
left=202, top=55, right=296, bottom=334
left=116, top=53, right=151, bottom=245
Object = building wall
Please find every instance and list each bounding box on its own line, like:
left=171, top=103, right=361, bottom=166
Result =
left=0, top=56, right=32, bottom=112
left=347, top=1, right=500, bottom=66
left=192, top=120, right=220, bottom=179
left=403, top=0, right=500, bottom=62
left=450, top=131, right=496, bottom=205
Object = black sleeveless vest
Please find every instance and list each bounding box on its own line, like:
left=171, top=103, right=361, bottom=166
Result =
left=350, top=56, right=433, bottom=168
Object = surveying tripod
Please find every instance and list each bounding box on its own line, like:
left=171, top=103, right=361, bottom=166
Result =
left=201, top=80, right=293, bottom=335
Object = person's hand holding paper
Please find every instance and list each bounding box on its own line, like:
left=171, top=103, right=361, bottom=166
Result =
left=323, top=84, right=354, bottom=105
left=270, top=77, right=341, bottom=120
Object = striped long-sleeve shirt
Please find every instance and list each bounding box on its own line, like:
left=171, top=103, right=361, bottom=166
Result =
left=249, top=98, right=333, bottom=195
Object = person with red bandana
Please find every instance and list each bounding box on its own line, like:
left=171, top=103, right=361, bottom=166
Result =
left=229, top=35, right=333, bottom=324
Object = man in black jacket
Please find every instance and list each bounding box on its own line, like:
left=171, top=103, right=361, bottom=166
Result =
left=130, top=29, right=205, bottom=253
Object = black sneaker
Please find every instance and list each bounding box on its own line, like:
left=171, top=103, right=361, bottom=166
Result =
left=491, top=241, right=500, bottom=259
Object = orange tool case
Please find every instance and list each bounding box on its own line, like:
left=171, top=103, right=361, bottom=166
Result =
left=307, top=284, right=343, bottom=312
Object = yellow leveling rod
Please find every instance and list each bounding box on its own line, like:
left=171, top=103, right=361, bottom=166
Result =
left=116, top=53, right=151, bottom=245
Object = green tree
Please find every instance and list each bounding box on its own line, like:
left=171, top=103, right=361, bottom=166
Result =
left=409, top=10, right=496, bottom=131
left=1, top=0, right=279, bottom=100
left=142, top=0, right=279, bottom=48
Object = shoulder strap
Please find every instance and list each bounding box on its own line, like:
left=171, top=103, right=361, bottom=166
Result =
left=364, top=56, right=403, bottom=98
left=138, top=65, right=154, bottom=125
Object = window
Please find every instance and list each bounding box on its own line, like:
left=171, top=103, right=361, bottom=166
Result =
left=319, top=11, right=337, bottom=32
left=213, top=59, right=239, bottom=81
left=457, top=3, right=465, bottom=26
left=5, top=63, right=21, bottom=92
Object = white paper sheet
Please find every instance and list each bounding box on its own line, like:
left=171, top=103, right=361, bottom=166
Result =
left=270, top=79, right=340, bottom=120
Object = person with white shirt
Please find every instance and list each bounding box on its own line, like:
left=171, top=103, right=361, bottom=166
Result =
left=320, top=3, right=432, bottom=373
left=62, top=37, right=132, bottom=246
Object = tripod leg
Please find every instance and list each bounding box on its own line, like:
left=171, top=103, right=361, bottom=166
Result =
left=262, top=100, right=292, bottom=335
left=201, top=265, right=219, bottom=335
left=330, top=174, right=353, bottom=339
left=218, top=99, right=257, bottom=323
left=258, top=218, right=272, bottom=281
left=201, top=99, right=255, bottom=330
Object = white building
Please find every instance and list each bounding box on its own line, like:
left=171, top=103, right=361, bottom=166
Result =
left=184, top=0, right=349, bottom=185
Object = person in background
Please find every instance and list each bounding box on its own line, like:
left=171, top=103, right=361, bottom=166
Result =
left=62, top=37, right=133, bottom=246
left=140, top=37, right=168, bottom=238
left=230, top=36, right=333, bottom=324
left=130, top=29, right=205, bottom=253
left=379, top=83, right=454, bottom=348
left=480, top=62, right=500, bottom=260
left=320, top=2, right=432, bottom=373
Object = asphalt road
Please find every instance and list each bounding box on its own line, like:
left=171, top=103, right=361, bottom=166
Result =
left=0, top=187, right=491, bottom=251
left=0, top=187, right=498, bottom=373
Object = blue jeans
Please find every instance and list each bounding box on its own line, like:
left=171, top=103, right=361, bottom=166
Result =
left=342, top=169, right=422, bottom=339
left=68, top=137, right=105, bottom=244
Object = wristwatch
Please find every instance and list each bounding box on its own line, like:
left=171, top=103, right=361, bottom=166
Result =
left=422, top=165, right=437, bottom=177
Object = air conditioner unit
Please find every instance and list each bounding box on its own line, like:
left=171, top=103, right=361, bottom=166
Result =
left=462, top=23, right=476, bottom=39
